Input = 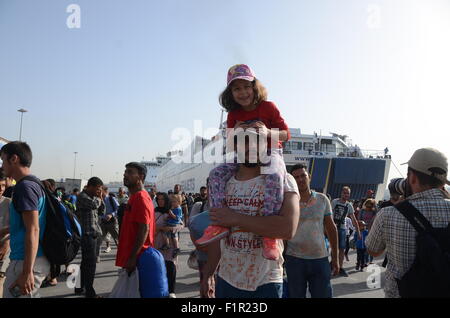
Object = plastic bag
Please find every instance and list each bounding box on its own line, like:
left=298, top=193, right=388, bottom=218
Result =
left=187, top=250, right=199, bottom=270
left=109, top=269, right=141, bottom=298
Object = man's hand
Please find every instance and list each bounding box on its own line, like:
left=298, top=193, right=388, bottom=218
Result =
left=234, top=121, right=248, bottom=130
left=125, top=256, right=137, bottom=276
left=105, top=214, right=112, bottom=222
left=331, top=257, right=340, bottom=276
left=209, top=207, right=238, bottom=228
left=193, top=241, right=209, bottom=253
left=200, top=275, right=215, bottom=298
left=10, top=272, right=34, bottom=296
left=0, top=240, right=9, bottom=260
left=251, top=121, right=269, bottom=138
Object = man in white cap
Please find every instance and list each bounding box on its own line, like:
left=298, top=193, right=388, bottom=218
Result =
left=366, top=148, right=450, bottom=298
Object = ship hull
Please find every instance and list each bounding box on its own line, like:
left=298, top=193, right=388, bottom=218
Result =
left=156, top=155, right=391, bottom=202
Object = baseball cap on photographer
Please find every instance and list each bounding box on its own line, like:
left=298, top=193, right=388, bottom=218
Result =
left=402, top=148, right=450, bottom=185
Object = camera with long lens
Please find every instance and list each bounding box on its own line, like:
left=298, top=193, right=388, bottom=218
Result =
left=388, top=178, right=406, bottom=195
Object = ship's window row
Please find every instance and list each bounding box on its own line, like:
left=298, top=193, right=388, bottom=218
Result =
left=283, top=141, right=336, bottom=153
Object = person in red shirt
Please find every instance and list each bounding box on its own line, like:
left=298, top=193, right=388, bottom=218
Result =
left=116, top=162, right=155, bottom=273
left=114, top=162, right=168, bottom=298
left=196, top=64, right=291, bottom=261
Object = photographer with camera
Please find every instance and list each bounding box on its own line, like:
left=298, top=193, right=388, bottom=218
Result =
left=366, top=148, right=450, bottom=298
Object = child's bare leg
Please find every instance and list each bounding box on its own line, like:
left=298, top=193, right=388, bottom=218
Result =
left=163, top=232, right=171, bottom=248
left=170, top=232, right=179, bottom=249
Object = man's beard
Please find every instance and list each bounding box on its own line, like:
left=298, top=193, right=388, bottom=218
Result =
left=404, top=178, right=413, bottom=197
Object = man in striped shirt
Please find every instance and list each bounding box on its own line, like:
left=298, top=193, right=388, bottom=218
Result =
left=76, top=177, right=105, bottom=298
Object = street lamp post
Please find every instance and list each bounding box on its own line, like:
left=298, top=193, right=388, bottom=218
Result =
left=90, top=164, right=93, bottom=177
left=73, top=152, right=78, bottom=179
left=17, top=108, right=28, bottom=141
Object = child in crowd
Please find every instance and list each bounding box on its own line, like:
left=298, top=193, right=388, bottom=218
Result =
left=354, top=220, right=369, bottom=271
left=196, top=64, right=290, bottom=261
left=162, top=194, right=184, bottom=256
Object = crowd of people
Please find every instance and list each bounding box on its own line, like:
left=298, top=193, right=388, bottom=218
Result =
left=1, top=143, right=449, bottom=298
left=0, top=64, right=449, bottom=298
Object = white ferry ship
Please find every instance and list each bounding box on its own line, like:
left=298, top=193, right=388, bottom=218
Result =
left=155, top=127, right=391, bottom=201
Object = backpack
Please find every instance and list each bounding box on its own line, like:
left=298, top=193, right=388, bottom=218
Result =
left=18, top=176, right=82, bottom=265
left=395, top=200, right=450, bottom=298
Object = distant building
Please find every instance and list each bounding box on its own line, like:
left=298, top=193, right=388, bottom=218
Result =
left=140, top=156, right=170, bottom=191
left=55, top=178, right=88, bottom=193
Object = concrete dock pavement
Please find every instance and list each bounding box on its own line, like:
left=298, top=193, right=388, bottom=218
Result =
left=37, top=228, right=386, bottom=298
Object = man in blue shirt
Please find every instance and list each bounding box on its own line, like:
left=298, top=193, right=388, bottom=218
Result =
left=100, top=187, right=119, bottom=253
left=0, top=141, right=49, bottom=298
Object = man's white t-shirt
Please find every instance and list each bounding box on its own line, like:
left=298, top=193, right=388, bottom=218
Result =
left=218, top=173, right=299, bottom=291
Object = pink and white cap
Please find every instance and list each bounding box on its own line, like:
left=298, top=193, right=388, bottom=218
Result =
left=227, top=64, right=255, bottom=86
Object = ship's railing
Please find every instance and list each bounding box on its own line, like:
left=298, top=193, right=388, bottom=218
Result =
left=284, top=148, right=391, bottom=159
left=338, top=149, right=390, bottom=159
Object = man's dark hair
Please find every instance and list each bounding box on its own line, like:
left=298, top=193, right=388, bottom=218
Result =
left=73, top=188, right=79, bottom=193
left=200, top=186, right=207, bottom=191
left=125, top=162, right=147, bottom=181
left=42, top=180, right=55, bottom=193
left=43, top=179, right=56, bottom=193
left=408, top=167, right=444, bottom=188
left=87, top=177, right=103, bottom=187
left=56, top=187, right=66, bottom=193
left=290, top=163, right=308, bottom=174
left=156, top=192, right=170, bottom=212
left=0, top=141, right=33, bottom=167
left=45, top=179, right=56, bottom=188
left=0, top=168, right=5, bottom=181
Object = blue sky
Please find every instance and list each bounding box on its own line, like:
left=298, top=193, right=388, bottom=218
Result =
left=0, top=0, right=449, bottom=183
